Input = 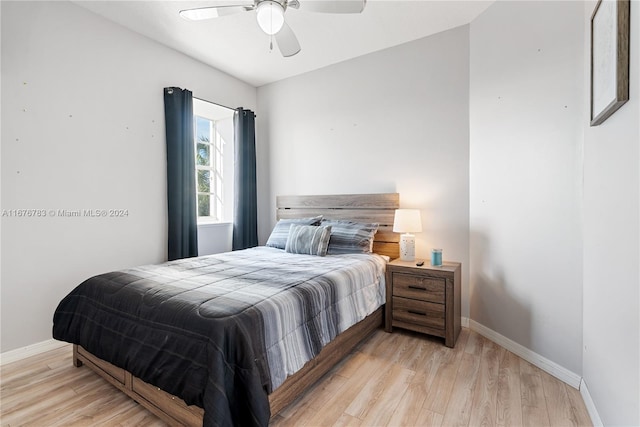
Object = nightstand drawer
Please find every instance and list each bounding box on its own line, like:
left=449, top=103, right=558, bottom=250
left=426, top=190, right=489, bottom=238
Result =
left=392, top=297, right=445, bottom=330
left=392, top=273, right=445, bottom=304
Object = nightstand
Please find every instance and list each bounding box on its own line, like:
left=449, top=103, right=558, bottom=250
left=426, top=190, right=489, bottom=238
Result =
left=385, top=259, right=461, bottom=348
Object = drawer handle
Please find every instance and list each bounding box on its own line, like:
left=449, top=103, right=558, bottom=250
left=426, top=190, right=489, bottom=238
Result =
left=408, top=285, right=427, bottom=291
left=408, top=310, right=427, bottom=316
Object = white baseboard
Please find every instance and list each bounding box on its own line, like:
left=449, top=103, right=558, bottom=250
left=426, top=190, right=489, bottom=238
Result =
left=463, top=317, right=582, bottom=389
left=0, top=339, right=68, bottom=366
left=580, top=378, right=604, bottom=427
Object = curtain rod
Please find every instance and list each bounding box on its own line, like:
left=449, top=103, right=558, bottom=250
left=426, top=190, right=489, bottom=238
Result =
left=193, top=96, right=256, bottom=118
left=193, top=96, right=236, bottom=111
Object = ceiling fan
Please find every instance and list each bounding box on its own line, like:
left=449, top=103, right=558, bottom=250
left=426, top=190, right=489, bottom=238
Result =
left=179, top=0, right=366, bottom=57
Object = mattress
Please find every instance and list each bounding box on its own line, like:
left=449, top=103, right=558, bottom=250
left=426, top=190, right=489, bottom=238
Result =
left=52, top=246, right=387, bottom=427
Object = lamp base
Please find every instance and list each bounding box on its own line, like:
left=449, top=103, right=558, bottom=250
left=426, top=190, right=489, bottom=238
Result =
left=399, top=233, right=416, bottom=261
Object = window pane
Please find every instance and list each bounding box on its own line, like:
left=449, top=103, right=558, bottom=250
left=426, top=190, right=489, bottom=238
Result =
left=215, top=145, right=223, bottom=172
left=197, top=170, right=210, bottom=193
left=216, top=175, right=223, bottom=198
left=196, top=143, right=210, bottom=166
left=196, top=117, right=211, bottom=142
left=198, top=194, right=210, bottom=217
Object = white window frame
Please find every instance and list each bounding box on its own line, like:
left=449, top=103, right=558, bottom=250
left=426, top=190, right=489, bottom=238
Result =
left=195, top=116, right=224, bottom=221
left=193, top=99, right=235, bottom=224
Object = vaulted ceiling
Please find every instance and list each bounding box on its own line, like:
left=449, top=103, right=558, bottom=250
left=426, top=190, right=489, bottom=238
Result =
left=74, top=0, right=493, bottom=87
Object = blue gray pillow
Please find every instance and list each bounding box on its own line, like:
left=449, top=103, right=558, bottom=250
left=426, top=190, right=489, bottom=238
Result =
left=285, top=224, right=332, bottom=256
left=265, top=216, right=323, bottom=249
left=321, top=220, right=379, bottom=255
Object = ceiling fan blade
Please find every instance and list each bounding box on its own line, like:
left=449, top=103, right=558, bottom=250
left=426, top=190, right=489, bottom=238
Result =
left=300, top=0, right=366, bottom=14
left=275, top=22, right=301, bottom=57
left=180, top=4, right=254, bottom=20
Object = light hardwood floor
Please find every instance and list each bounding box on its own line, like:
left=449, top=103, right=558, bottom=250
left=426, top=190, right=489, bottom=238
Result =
left=0, top=328, right=591, bottom=426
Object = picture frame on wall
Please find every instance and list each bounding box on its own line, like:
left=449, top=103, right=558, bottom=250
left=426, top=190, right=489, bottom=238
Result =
left=590, top=0, right=630, bottom=126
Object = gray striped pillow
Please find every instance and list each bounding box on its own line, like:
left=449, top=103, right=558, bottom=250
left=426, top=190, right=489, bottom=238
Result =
left=321, top=220, right=379, bottom=255
left=285, top=225, right=332, bottom=256
left=265, top=216, right=323, bottom=249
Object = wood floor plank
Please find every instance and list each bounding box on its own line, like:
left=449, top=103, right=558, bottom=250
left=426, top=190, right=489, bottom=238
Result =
left=359, top=364, right=414, bottom=426
left=362, top=331, right=403, bottom=361
left=102, top=404, right=169, bottom=427
left=467, top=338, right=503, bottom=427
left=565, top=384, right=593, bottom=427
left=276, top=372, right=347, bottom=425
left=0, top=349, right=163, bottom=427
left=306, top=353, right=386, bottom=426
left=2, top=384, right=78, bottom=426
left=269, top=414, right=288, bottom=426
left=387, top=334, right=448, bottom=426
left=386, top=370, right=430, bottom=426
left=421, top=329, right=469, bottom=414
left=414, top=407, right=444, bottom=427
left=399, top=333, right=442, bottom=372
left=0, top=329, right=592, bottom=427
left=0, top=346, right=70, bottom=379
left=441, top=352, right=481, bottom=427
left=2, top=368, right=96, bottom=415
left=496, top=349, right=524, bottom=427
left=332, top=413, right=363, bottom=427
left=520, top=358, right=552, bottom=427
left=336, top=343, right=377, bottom=379
left=2, top=362, right=80, bottom=397
left=28, top=381, right=120, bottom=425
left=355, top=328, right=386, bottom=355
left=388, top=333, right=425, bottom=369
left=464, top=329, right=485, bottom=356
left=344, top=363, right=412, bottom=420
left=541, top=369, right=592, bottom=427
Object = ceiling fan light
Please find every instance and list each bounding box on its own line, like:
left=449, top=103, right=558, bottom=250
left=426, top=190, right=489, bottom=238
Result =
left=256, top=1, right=285, bottom=35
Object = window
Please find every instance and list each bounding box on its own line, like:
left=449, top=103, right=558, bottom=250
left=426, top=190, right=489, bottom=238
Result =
left=193, top=99, right=234, bottom=223
left=195, top=116, right=222, bottom=220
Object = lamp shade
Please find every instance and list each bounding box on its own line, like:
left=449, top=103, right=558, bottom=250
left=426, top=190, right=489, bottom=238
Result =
left=256, top=1, right=285, bottom=35
left=393, top=209, right=422, bottom=233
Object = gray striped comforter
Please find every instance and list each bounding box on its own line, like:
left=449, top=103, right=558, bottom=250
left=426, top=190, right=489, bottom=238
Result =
left=53, top=246, right=387, bottom=427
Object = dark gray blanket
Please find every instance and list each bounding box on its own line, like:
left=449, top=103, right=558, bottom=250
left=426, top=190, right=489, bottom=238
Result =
left=52, top=247, right=387, bottom=426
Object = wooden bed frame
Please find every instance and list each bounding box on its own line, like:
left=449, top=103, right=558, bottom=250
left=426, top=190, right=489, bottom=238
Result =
left=72, top=193, right=400, bottom=425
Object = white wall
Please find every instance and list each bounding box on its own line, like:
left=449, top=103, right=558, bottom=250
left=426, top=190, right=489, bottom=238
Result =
left=582, top=0, right=640, bottom=424
left=257, top=26, right=471, bottom=315
left=469, top=1, right=584, bottom=374
left=198, top=223, right=233, bottom=255
left=0, top=1, right=256, bottom=352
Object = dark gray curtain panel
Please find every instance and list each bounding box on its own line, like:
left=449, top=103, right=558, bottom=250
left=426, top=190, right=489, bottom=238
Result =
left=232, top=108, right=258, bottom=250
left=164, top=87, right=198, bottom=260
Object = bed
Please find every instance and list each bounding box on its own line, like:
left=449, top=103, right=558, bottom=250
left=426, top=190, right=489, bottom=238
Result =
left=53, top=193, right=400, bottom=426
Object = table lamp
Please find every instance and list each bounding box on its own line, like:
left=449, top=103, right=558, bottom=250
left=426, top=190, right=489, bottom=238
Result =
left=393, top=209, right=422, bottom=261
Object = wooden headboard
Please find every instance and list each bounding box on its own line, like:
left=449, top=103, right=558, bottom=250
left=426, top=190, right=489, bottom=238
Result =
left=276, top=193, right=400, bottom=259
